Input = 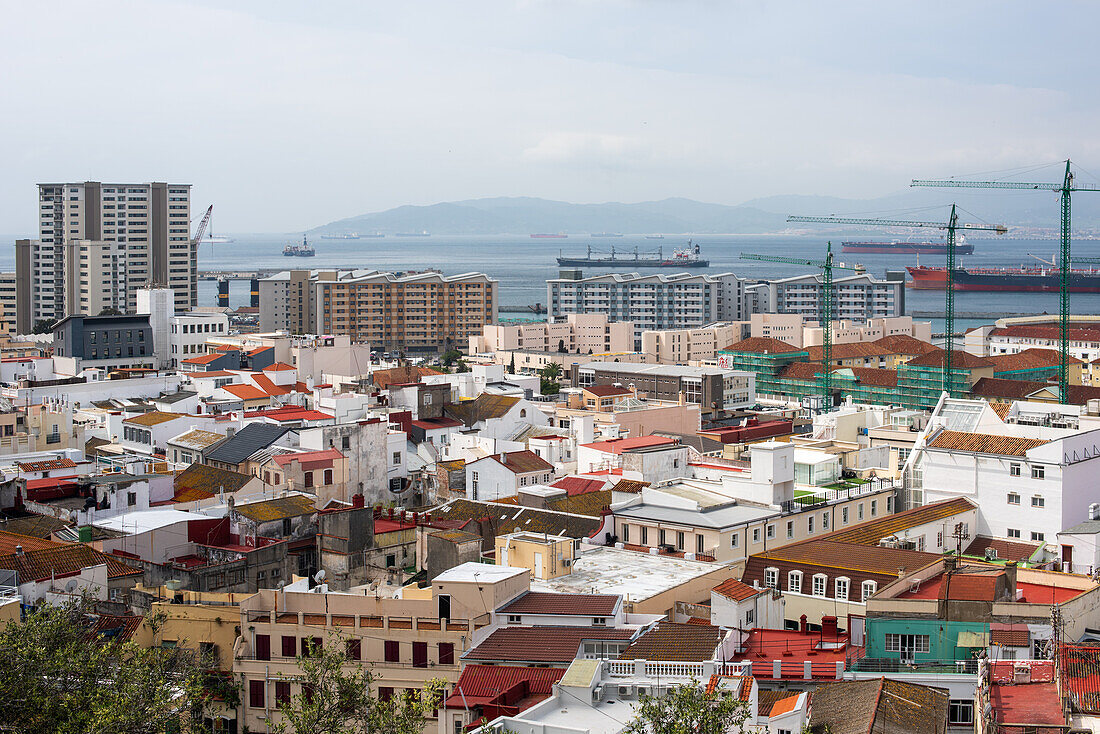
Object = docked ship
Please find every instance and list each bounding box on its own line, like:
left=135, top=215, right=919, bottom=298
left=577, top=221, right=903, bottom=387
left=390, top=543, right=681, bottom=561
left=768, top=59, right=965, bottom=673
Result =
left=907, top=263, right=1100, bottom=292
left=283, top=236, right=316, bottom=257
left=531, top=233, right=568, bottom=238
left=843, top=236, right=974, bottom=255
left=556, top=242, right=709, bottom=268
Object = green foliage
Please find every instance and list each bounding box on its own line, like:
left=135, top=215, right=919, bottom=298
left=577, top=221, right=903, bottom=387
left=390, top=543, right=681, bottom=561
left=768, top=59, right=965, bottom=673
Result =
left=97, top=307, right=123, bottom=316
left=269, top=634, right=445, bottom=734
left=622, top=679, right=750, bottom=734
left=440, top=348, right=462, bottom=367
left=540, top=378, right=560, bottom=395
left=540, top=362, right=563, bottom=380
left=508, top=353, right=516, bottom=374
left=0, top=596, right=208, bottom=734
left=557, top=339, right=567, bottom=353
left=32, top=318, right=58, bottom=334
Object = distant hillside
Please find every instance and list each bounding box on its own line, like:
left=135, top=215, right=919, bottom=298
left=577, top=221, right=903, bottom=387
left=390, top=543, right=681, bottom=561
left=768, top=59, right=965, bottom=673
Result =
left=310, top=192, right=1100, bottom=236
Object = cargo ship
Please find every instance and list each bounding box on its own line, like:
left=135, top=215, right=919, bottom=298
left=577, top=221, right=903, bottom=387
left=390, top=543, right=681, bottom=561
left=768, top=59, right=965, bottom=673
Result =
left=557, top=242, right=709, bottom=268
left=531, top=233, right=568, bottom=238
left=907, top=264, right=1100, bottom=292
left=843, top=236, right=974, bottom=255
left=283, top=236, right=316, bottom=257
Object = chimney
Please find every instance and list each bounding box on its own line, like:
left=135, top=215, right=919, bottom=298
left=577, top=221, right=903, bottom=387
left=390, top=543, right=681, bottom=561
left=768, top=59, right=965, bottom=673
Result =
left=14, top=545, right=23, bottom=556
left=1091, top=503, right=1100, bottom=521
left=352, top=494, right=364, bottom=508
left=944, top=554, right=957, bottom=573
left=821, top=616, right=838, bottom=638
left=799, top=614, right=808, bottom=634
left=1004, top=561, right=1018, bottom=598
left=500, top=452, right=507, bottom=464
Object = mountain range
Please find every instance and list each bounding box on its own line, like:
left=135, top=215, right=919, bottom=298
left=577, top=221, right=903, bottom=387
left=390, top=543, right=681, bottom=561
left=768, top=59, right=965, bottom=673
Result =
left=310, top=191, right=1100, bottom=236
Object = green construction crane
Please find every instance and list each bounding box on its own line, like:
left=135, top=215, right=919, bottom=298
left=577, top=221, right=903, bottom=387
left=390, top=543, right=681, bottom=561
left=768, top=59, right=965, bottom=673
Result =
left=740, top=242, right=864, bottom=412
left=912, top=160, right=1100, bottom=402
left=788, top=210, right=1008, bottom=397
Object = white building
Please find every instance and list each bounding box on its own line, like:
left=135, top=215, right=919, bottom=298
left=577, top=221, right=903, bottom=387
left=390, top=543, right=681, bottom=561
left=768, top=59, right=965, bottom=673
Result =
left=966, top=316, right=1100, bottom=362
left=465, top=450, right=555, bottom=501
left=745, top=270, right=906, bottom=323
left=548, top=271, right=747, bottom=347
left=906, top=395, right=1100, bottom=552
left=710, top=578, right=785, bottom=630
left=640, top=322, right=749, bottom=364
left=750, top=313, right=932, bottom=348
left=170, top=312, right=230, bottom=367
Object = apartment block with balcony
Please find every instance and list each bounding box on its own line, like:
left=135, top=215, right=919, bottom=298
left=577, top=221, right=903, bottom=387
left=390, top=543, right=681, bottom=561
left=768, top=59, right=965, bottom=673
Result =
left=745, top=271, right=906, bottom=323
left=470, top=313, right=635, bottom=356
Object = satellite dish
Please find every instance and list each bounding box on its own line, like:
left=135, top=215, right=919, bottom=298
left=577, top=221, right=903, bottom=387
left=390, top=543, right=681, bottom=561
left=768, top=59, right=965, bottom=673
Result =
left=314, top=570, right=326, bottom=583
left=65, top=580, right=79, bottom=592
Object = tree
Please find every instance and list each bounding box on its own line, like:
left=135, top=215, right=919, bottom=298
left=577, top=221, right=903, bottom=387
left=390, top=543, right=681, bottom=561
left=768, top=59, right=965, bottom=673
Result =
left=32, top=318, right=57, bottom=334
left=0, top=596, right=209, bottom=734
left=97, top=307, right=123, bottom=316
left=540, top=362, right=563, bottom=381
left=454, top=358, right=469, bottom=373
left=508, top=353, right=517, bottom=374
left=270, top=635, right=445, bottom=734
left=623, top=678, right=750, bottom=734
left=440, top=348, right=462, bottom=367
left=557, top=338, right=567, bottom=353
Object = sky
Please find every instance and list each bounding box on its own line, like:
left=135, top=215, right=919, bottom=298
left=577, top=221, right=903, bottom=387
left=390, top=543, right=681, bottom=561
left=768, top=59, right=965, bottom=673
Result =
left=1, top=0, right=1099, bottom=233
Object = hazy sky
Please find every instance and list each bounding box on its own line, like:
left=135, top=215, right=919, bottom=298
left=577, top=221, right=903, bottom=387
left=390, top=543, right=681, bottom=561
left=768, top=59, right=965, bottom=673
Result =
left=2, top=0, right=1098, bottom=232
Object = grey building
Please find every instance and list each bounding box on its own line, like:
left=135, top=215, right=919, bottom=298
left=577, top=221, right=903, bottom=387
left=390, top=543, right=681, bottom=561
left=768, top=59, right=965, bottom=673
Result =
left=51, top=314, right=154, bottom=373
left=571, top=361, right=756, bottom=415
left=745, top=271, right=906, bottom=322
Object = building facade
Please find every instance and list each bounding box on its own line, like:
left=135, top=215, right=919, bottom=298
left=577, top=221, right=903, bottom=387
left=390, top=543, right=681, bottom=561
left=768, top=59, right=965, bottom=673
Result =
left=746, top=270, right=906, bottom=322
left=471, top=313, right=635, bottom=356
left=640, top=322, right=748, bottom=364
left=21, top=182, right=196, bottom=330
left=572, top=361, right=755, bottom=415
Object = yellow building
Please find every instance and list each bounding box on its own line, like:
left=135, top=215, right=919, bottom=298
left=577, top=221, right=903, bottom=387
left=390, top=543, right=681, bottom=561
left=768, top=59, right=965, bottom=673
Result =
left=495, top=532, right=577, bottom=580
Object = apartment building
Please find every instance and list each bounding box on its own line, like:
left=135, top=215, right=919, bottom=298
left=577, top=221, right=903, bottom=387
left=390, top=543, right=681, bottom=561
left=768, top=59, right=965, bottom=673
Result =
left=19, top=182, right=195, bottom=330
left=572, top=361, right=755, bottom=414
left=751, top=313, right=932, bottom=348
left=259, top=269, right=497, bottom=351
left=547, top=270, right=747, bottom=347
left=966, top=316, right=1100, bottom=363
left=470, top=313, right=634, bottom=355
left=641, top=322, right=749, bottom=364
left=0, top=273, right=16, bottom=337
left=746, top=271, right=906, bottom=322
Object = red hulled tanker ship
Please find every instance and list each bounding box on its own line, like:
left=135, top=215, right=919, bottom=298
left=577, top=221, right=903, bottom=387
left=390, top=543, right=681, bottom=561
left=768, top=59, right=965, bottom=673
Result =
left=907, top=264, right=1100, bottom=293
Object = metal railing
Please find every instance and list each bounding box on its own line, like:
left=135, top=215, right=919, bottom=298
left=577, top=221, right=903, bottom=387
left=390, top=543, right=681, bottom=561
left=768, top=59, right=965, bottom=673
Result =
left=849, top=657, right=978, bottom=675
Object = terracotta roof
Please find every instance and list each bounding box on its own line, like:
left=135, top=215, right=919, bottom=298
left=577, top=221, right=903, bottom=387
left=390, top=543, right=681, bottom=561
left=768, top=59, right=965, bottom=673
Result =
left=777, top=362, right=823, bottom=381
left=15, top=457, right=78, bottom=472
left=825, top=497, right=977, bottom=547
left=723, top=337, right=805, bottom=355
left=583, top=385, right=633, bottom=397
left=247, top=346, right=273, bottom=356
left=938, top=570, right=1004, bottom=602
left=965, top=535, right=1042, bottom=563
left=444, top=394, right=522, bottom=427
left=181, top=353, right=226, bottom=365
left=0, top=529, right=67, bottom=554
left=475, top=450, right=553, bottom=475
left=271, top=448, right=344, bottom=470
left=906, top=349, right=992, bottom=369
left=190, top=370, right=237, bottom=378
left=927, top=429, right=1047, bottom=457
left=751, top=539, right=938, bottom=577
left=619, top=621, right=724, bottom=662
left=430, top=498, right=602, bottom=539
left=806, top=341, right=893, bottom=361
left=809, top=678, right=949, bottom=734
left=123, top=411, right=184, bottom=427
left=758, top=690, right=792, bottom=718
left=704, top=674, right=753, bottom=701
left=232, top=494, right=316, bottom=523
left=971, top=377, right=1100, bottom=405
left=463, top=626, right=636, bottom=663
left=89, top=613, right=144, bottom=644
left=0, top=543, right=141, bottom=582
left=991, top=623, right=1030, bottom=647
left=609, top=479, right=649, bottom=494
left=987, top=348, right=1081, bottom=372
left=873, top=334, right=940, bottom=355
left=992, top=323, right=1100, bottom=342
left=712, top=578, right=763, bottom=602
left=263, top=362, right=296, bottom=372
left=0, top=515, right=69, bottom=539
left=498, top=591, right=619, bottom=617
left=546, top=490, right=613, bottom=517
left=989, top=402, right=1013, bottom=419
left=549, top=477, right=608, bottom=496
left=220, top=384, right=270, bottom=400
left=371, top=365, right=442, bottom=389
left=251, top=373, right=291, bottom=396
left=443, top=664, right=564, bottom=709
left=580, top=436, right=677, bottom=453
left=175, top=463, right=254, bottom=496
left=769, top=693, right=804, bottom=718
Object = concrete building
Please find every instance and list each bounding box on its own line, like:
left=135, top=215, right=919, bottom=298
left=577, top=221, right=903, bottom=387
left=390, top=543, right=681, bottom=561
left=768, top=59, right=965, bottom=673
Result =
left=471, top=314, right=635, bottom=356
left=746, top=270, right=906, bottom=322
left=465, top=450, right=555, bottom=501
left=572, top=361, right=755, bottom=416
left=547, top=270, right=747, bottom=347
left=640, top=322, right=748, bottom=364
left=51, top=313, right=154, bottom=375
left=169, top=311, right=230, bottom=367
left=23, top=182, right=195, bottom=329
left=258, top=268, right=497, bottom=351
left=751, top=313, right=932, bottom=349
left=965, top=315, right=1100, bottom=362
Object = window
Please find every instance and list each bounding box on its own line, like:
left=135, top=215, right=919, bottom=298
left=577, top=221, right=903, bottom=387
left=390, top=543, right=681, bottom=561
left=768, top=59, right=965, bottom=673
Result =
left=862, top=580, right=877, bottom=602
left=937, top=531, right=943, bottom=547
left=1032, top=495, right=1045, bottom=508
left=835, top=577, right=849, bottom=601
left=730, top=532, right=739, bottom=549
left=658, top=529, right=666, bottom=547
left=640, top=526, right=648, bottom=546
left=858, top=503, right=864, bottom=520
left=384, top=640, right=400, bottom=662
left=786, top=521, right=793, bottom=539
left=842, top=507, right=849, bottom=524
left=393, top=451, right=401, bottom=465
left=764, top=567, right=778, bottom=589
left=1008, top=528, right=1021, bottom=539
left=324, top=469, right=333, bottom=485
left=507, top=614, right=521, bottom=624
left=127, top=491, right=136, bottom=507
left=885, top=633, right=930, bottom=654
left=807, top=517, right=814, bottom=534
left=342, top=435, right=351, bottom=450
left=1032, top=531, right=1045, bottom=542
left=696, top=534, right=704, bottom=554
left=255, top=634, right=271, bottom=661
left=949, top=701, right=974, bottom=727
left=275, top=681, right=291, bottom=708
left=249, top=680, right=265, bottom=708
left=592, top=617, right=607, bottom=626
left=676, top=531, right=685, bottom=550
left=438, top=642, right=454, bottom=665
left=766, top=524, right=775, bottom=539
left=812, top=574, right=827, bottom=597
left=281, top=636, right=296, bottom=657
left=787, top=570, right=803, bottom=593
left=870, top=500, right=877, bottom=517
left=345, top=639, right=361, bottom=660
left=412, top=641, right=428, bottom=668
left=1032, top=465, right=1046, bottom=479
left=822, top=513, right=829, bottom=530
left=1007, top=492, right=1020, bottom=505
left=1010, top=463, right=1021, bottom=477
left=622, top=524, right=629, bottom=543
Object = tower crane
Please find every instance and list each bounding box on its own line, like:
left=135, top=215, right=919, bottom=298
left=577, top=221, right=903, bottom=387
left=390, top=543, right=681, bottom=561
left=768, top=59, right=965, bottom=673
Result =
left=740, top=242, right=865, bottom=412
left=192, top=205, right=213, bottom=251
left=788, top=209, right=1007, bottom=396
left=912, top=160, right=1100, bottom=401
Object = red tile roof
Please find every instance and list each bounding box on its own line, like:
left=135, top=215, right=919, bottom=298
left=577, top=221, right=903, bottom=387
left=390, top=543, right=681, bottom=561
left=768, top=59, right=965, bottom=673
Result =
left=1058, top=643, right=1100, bottom=713
left=619, top=621, right=724, bottom=662
left=993, top=323, right=1100, bottom=342
left=712, top=578, right=763, bottom=602
left=723, top=337, right=805, bottom=354
left=476, top=450, right=553, bottom=474
left=0, top=530, right=67, bottom=554
left=987, top=348, right=1081, bottom=372
left=583, top=385, right=633, bottom=397
left=263, top=362, right=296, bottom=372
left=580, top=436, right=677, bottom=453
left=190, top=370, right=237, bottom=378
left=736, top=627, right=856, bottom=680
left=251, top=373, right=291, bottom=396
left=221, top=384, right=269, bottom=401
left=906, top=349, right=992, bottom=368
left=497, top=591, right=620, bottom=617
left=990, top=682, right=1064, bottom=729
left=927, top=429, right=1047, bottom=457
left=769, top=693, right=804, bottom=717
left=272, top=448, right=344, bottom=470
left=15, top=457, right=78, bottom=472
left=873, top=334, right=940, bottom=355
left=411, top=417, right=464, bottom=430
left=991, top=623, right=1030, bottom=647
left=181, top=353, right=226, bottom=365
left=464, top=626, right=637, bottom=663
left=243, top=407, right=333, bottom=422
left=0, top=544, right=141, bottom=582
left=549, top=477, right=608, bottom=496
left=965, top=535, right=1042, bottom=563
left=971, top=376, right=1100, bottom=405
left=443, top=664, right=564, bottom=710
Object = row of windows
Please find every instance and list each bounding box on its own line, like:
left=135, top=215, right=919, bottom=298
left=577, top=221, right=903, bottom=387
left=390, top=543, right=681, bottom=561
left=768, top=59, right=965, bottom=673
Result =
left=1009, top=462, right=1046, bottom=479
left=764, top=567, right=878, bottom=602
left=620, top=524, right=709, bottom=555
left=1006, top=492, right=1044, bottom=507
left=1007, top=528, right=1045, bottom=542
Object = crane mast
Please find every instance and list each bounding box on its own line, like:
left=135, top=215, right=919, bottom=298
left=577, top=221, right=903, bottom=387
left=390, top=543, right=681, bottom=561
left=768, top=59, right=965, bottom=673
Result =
left=788, top=209, right=1007, bottom=396
left=912, top=160, right=1100, bottom=402
left=192, top=205, right=213, bottom=251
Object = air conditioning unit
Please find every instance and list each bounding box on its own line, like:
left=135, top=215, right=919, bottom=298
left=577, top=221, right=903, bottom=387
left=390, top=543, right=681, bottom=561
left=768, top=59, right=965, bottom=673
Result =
left=592, top=686, right=603, bottom=703
left=636, top=686, right=651, bottom=697
left=618, top=685, right=635, bottom=698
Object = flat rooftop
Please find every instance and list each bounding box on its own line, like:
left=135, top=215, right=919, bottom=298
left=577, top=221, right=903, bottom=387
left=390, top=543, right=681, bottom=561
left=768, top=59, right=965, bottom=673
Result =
left=530, top=545, right=722, bottom=603
left=93, top=508, right=211, bottom=534
left=578, top=361, right=746, bottom=378
left=433, top=562, right=528, bottom=584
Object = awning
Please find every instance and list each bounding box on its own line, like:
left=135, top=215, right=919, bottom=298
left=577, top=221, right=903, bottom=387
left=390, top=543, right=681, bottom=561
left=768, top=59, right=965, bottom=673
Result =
left=957, top=630, right=990, bottom=648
